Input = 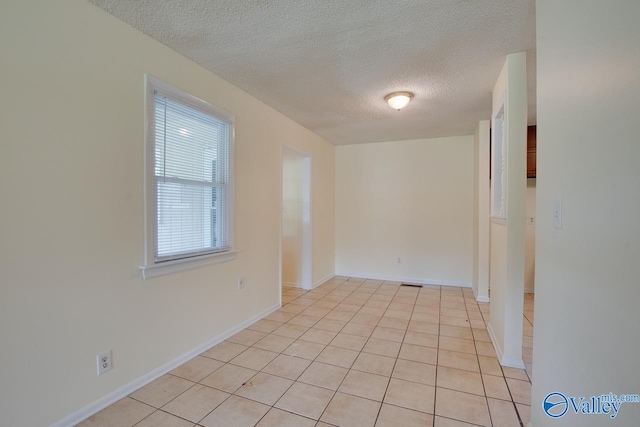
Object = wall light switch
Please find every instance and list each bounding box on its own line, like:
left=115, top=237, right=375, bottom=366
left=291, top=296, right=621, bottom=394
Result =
left=553, top=198, right=562, bottom=229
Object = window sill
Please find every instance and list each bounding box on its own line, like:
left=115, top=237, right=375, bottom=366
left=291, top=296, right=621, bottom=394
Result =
left=140, top=250, right=237, bottom=279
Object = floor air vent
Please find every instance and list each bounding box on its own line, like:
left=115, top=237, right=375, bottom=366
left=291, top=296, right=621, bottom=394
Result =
left=400, top=283, right=423, bottom=288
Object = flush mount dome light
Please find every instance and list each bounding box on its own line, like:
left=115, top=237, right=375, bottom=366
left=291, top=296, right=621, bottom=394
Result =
left=385, top=91, right=414, bottom=111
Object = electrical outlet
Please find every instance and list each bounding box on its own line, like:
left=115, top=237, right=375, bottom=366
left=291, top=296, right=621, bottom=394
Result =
left=97, top=350, right=112, bottom=376
left=396, top=257, right=402, bottom=264
left=238, top=276, right=245, bottom=289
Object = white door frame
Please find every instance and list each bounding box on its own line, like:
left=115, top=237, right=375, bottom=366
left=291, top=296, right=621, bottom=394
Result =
left=279, top=144, right=312, bottom=306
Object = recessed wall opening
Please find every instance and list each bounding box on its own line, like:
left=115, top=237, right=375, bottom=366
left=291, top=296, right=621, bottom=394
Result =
left=280, top=144, right=312, bottom=295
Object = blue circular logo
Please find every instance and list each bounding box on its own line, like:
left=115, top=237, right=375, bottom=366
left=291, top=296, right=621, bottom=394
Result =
left=543, top=392, right=569, bottom=418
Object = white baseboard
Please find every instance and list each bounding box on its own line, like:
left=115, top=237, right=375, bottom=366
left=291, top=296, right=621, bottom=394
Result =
left=487, top=322, right=526, bottom=369
left=51, top=302, right=281, bottom=427
left=334, top=272, right=471, bottom=288
left=312, top=273, right=335, bottom=289
left=476, top=295, right=490, bottom=303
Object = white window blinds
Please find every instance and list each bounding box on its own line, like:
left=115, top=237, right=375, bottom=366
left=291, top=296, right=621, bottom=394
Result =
left=152, top=89, right=232, bottom=263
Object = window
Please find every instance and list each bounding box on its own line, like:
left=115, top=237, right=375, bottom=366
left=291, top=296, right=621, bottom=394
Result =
left=141, top=76, right=235, bottom=278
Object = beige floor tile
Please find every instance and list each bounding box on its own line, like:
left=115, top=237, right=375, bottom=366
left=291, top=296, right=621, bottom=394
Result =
left=135, top=411, right=194, bottom=427
left=315, top=345, right=359, bottom=368
left=227, top=329, right=268, bottom=346
left=439, top=325, right=473, bottom=340
left=338, top=370, right=389, bottom=401
left=252, top=334, right=295, bottom=353
left=375, top=403, right=434, bottom=427
left=475, top=341, right=497, bottom=357
left=275, top=382, right=334, bottom=420
left=77, top=397, right=154, bottom=427
left=403, top=330, right=438, bottom=348
left=505, top=378, right=531, bottom=405
left=433, top=416, right=478, bottom=426
left=314, top=318, right=348, bottom=332
left=281, top=303, right=308, bottom=314
left=229, top=347, right=279, bottom=371
left=377, top=317, right=409, bottom=330
left=482, top=374, right=511, bottom=400
left=472, top=328, right=492, bottom=343
left=392, top=296, right=416, bottom=305
left=502, top=367, right=529, bottom=381
left=384, top=378, right=435, bottom=413
left=255, top=407, right=315, bottom=427
left=320, top=392, right=381, bottom=427
left=329, top=333, right=368, bottom=351
left=235, top=372, right=294, bottom=405
left=200, top=395, right=269, bottom=427
left=436, top=366, right=484, bottom=396
left=324, top=310, right=355, bottom=322
left=352, top=352, right=396, bottom=376
left=438, top=336, right=476, bottom=355
left=287, top=314, right=322, bottom=327
left=435, top=388, right=490, bottom=426
left=351, top=313, right=382, bottom=326
left=341, top=322, right=376, bottom=337
left=264, top=311, right=298, bottom=323
left=399, top=343, right=438, bottom=365
left=440, top=316, right=471, bottom=328
left=300, top=328, right=339, bottom=345
left=369, top=294, right=393, bottom=302
left=202, top=341, right=249, bottom=362
left=411, top=312, right=440, bottom=324
left=371, top=326, right=405, bottom=343
left=478, top=355, right=503, bottom=376
left=335, top=304, right=362, bottom=314
left=298, top=361, right=348, bottom=390
left=262, top=354, right=312, bottom=380
left=282, top=340, right=326, bottom=360
left=437, top=349, right=479, bottom=372
left=129, top=374, right=193, bottom=408
left=162, top=384, right=229, bottom=423
left=387, top=302, right=413, bottom=311
left=440, top=308, right=468, bottom=319
left=366, top=300, right=391, bottom=308
left=383, top=309, right=412, bottom=320
left=487, top=397, right=520, bottom=427
left=392, top=359, right=436, bottom=386
left=247, top=319, right=283, bottom=334
left=516, top=403, right=531, bottom=425
left=362, top=338, right=401, bottom=358
left=408, top=320, right=440, bottom=335
left=170, top=356, right=224, bottom=382
left=200, top=364, right=257, bottom=393
left=272, top=323, right=310, bottom=339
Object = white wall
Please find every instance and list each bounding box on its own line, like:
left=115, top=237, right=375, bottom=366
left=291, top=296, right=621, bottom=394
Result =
left=473, top=121, right=491, bottom=301
left=532, top=1, right=640, bottom=425
left=335, top=136, right=474, bottom=286
left=525, top=178, right=536, bottom=292
left=488, top=52, right=527, bottom=368
left=0, top=1, right=335, bottom=426
left=281, top=148, right=304, bottom=286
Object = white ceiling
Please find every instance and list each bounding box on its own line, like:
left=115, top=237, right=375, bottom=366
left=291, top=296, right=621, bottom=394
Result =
left=89, top=0, right=536, bottom=145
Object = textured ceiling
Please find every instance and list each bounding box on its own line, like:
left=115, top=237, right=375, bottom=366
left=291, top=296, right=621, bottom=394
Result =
left=89, top=0, right=536, bottom=145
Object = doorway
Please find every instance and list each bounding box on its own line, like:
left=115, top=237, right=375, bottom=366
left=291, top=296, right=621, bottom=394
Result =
left=280, top=144, right=311, bottom=298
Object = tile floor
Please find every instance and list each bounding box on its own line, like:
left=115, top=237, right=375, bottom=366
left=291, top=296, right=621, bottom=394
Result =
left=79, top=277, right=534, bottom=427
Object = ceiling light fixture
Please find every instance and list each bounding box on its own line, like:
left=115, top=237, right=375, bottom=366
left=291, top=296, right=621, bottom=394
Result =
left=385, top=92, right=414, bottom=111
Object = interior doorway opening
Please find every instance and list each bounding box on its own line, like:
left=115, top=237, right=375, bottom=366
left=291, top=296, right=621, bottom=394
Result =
left=280, top=144, right=312, bottom=298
